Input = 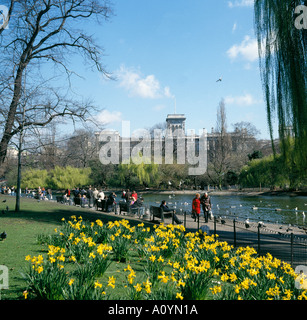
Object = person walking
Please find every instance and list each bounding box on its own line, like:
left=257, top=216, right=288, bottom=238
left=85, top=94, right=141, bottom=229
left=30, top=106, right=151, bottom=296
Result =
left=86, top=187, right=94, bottom=208
left=192, top=193, right=201, bottom=222
left=200, top=192, right=212, bottom=223
left=106, top=192, right=117, bottom=212
left=93, top=188, right=99, bottom=200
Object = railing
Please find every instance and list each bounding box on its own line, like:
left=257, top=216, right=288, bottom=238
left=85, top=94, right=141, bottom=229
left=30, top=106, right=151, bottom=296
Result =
left=44, top=195, right=307, bottom=268
left=182, top=211, right=307, bottom=268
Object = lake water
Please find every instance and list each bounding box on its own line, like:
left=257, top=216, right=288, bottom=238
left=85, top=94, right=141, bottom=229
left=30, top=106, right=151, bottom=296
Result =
left=139, top=193, right=307, bottom=227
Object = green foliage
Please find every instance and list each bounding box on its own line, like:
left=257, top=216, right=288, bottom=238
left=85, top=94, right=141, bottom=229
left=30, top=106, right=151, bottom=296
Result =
left=239, top=153, right=307, bottom=189
left=21, top=169, right=49, bottom=189
left=117, top=160, right=159, bottom=188
left=248, top=150, right=263, bottom=161
left=254, top=0, right=307, bottom=171
left=88, top=160, right=115, bottom=187
left=47, top=166, right=92, bottom=189
left=239, top=155, right=286, bottom=188
left=21, top=166, right=92, bottom=189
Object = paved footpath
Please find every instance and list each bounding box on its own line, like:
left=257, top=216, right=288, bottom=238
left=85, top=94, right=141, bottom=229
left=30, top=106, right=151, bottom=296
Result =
left=104, top=209, right=307, bottom=268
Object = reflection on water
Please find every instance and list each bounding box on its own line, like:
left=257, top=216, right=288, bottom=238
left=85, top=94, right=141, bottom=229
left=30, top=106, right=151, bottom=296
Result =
left=140, top=193, right=307, bottom=227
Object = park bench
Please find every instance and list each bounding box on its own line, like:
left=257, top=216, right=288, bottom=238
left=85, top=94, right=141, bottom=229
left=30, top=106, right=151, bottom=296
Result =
left=119, top=201, right=145, bottom=218
left=56, top=195, right=64, bottom=203
left=74, top=197, right=81, bottom=206
left=96, top=199, right=106, bottom=211
left=150, top=205, right=173, bottom=223
left=119, top=201, right=130, bottom=215
left=74, top=197, right=87, bottom=207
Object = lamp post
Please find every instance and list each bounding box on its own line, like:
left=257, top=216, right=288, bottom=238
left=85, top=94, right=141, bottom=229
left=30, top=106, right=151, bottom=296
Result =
left=15, top=67, right=26, bottom=212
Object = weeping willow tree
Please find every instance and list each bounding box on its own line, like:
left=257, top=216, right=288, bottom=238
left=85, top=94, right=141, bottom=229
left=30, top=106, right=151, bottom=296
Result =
left=254, top=1, right=307, bottom=180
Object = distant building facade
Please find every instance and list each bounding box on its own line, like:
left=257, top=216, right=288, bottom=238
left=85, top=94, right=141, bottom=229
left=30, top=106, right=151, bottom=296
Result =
left=166, top=114, right=186, bottom=134
left=95, top=113, right=267, bottom=165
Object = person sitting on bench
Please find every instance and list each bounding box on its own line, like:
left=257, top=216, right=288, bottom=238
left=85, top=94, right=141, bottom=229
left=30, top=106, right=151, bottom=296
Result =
left=160, top=200, right=182, bottom=225
left=130, top=197, right=145, bottom=216
left=106, top=192, right=116, bottom=212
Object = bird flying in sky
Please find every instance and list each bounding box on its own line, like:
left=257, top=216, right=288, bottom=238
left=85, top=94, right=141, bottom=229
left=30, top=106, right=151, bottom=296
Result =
left=216, top=76, right=222, bottom=82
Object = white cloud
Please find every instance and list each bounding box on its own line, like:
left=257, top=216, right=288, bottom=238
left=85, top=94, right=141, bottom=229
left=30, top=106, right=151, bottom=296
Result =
left=232, top=22, right=237, bottom=33
left=228, top=0, right=254, bottom=8
left=164, top=86, right=175, bottom=99
left=117, top=65, right=173, bottom=99
left=225, top=93, right=261, bottom=106
left=153, top=104, right=167, bottom=112
left=227, top=35, right=259, bottom=62
left=96, top=109, right=123, bottom=125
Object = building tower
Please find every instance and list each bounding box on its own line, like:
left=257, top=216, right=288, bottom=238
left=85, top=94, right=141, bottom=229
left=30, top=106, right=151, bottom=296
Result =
left=166, top=114, right=186, bottom=135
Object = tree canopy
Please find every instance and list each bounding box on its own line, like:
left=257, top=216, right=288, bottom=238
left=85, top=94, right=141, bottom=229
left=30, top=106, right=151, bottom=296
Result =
left=254, top=0, right=307, bottom=171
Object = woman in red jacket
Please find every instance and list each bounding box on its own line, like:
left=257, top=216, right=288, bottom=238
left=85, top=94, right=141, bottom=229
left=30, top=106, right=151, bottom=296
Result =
left=192, top=193, right=201, bottom=222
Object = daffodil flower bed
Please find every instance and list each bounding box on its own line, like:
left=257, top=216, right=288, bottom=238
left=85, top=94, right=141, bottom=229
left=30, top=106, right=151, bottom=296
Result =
left=22, top=215, right=307, bottom=300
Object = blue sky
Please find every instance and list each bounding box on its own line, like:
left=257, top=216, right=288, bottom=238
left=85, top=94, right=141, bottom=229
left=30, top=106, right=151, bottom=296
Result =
left=67, top=0, right=276, bottom=139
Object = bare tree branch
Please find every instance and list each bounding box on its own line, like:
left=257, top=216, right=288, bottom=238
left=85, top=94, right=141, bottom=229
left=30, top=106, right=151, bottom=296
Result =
left=0, top=0, right=113, bottom=165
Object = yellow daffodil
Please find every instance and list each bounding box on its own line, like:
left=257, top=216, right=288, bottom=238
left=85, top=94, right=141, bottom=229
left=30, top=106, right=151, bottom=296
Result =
left=266, top=272, right=276, bottom=280
left=108, top=276, right=116, bottom=289
left=176, top=292, right=184, bottom=300
left=134, top=283, right=142, bottom=292
left=229, top=273, right=237, bottom=283
left=94, top=281, right=103, bottom=289
left=158, top=271, right=169, bottom=284
left=49, top=257, right=56, bottom=263
left=221, top=273, right=229, bottom=282
left=89, top=252, right=96, bottom=259
left=210, top=285, right=222, bottom=295
left=143, top=279, right=152, bottom=294
left=36, top=266, right=43, bottom=274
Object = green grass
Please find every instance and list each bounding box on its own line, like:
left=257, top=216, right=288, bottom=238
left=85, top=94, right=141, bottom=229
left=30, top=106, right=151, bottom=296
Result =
left=0, top=195, right=151, bottom=300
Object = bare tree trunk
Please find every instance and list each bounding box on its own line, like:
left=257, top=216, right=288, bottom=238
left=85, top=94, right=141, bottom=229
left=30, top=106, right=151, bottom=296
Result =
left=206, top=99, right=232, bottom=189
left=0, top=0, right=112, bottom=166
left=0, top=65, right=25, bottom=164
left=15, top=136, right=22, bottom=212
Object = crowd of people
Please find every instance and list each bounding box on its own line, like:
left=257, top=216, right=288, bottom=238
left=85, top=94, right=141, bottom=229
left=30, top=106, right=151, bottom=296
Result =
left=61, top=186, right=113, bottom=210
left=121, top=189, right=139, bottom=204
left=60, top=187, right=212, bottom=226
left=0, top=185, right=17, bottom=196
left=1, top=183, right=212, bottom=225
